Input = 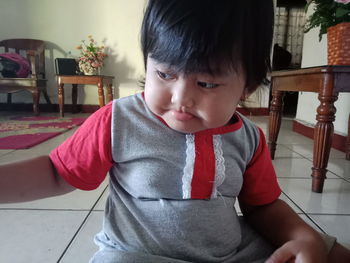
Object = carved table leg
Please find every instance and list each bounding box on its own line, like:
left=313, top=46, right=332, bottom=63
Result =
left=268, top=90, right=285, bottom=160
left=72, top=84, right=78, bottom=113
left=106, top=83, right=113, bottom=103
left=32, top=89, right=40, bottom=116
left=311, top=74, right=338, bottom=193
left=58, top=83, right=65, bottom=117
left=98, top=82, right=105, bottom=107
left=346, top=114, right=350, bottom=160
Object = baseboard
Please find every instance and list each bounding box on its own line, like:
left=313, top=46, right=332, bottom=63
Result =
left=0, top=103, right=99, bottom=114
left=293, top=120, right=347, bottom=153
left=236, top=107, right=269, bottom=116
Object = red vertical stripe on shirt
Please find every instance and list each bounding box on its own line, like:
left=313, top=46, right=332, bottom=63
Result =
left=191, top=134, right=216, bottom=199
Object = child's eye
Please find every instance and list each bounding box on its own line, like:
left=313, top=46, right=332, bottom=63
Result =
left=156, top=70, right=175, bottom=80
left=197, top=81, right=220, bottom=89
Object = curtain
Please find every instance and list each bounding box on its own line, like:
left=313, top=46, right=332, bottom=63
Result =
left=274, top=7, right=306, bottom=68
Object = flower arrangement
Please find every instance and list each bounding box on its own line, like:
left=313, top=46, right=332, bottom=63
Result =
left=304, top=0, right=350, bottom=41
left=76, top=35, right=107, bottom=75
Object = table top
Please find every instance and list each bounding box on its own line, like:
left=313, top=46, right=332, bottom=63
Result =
left=271, top=65, right=350, bottom=77
left=271, top=66, right=350, bottom=93
left=56, top=75, right=114, bottom=85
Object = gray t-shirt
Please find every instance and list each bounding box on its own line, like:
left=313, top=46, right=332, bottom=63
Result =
left=91, top=94, right=279, bottom=262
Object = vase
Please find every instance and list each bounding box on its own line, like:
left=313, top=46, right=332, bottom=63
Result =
left=327, top=22, right=350, bottom=65
left=78, top=61, right=98, bottom=75
left=83, top=69, right=97, bottom=75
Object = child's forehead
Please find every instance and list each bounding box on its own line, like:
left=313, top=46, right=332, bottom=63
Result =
left=148, top=57, right=240, bottom=77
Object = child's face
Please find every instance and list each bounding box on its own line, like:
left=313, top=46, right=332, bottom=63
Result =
left=144, top=57, right=246, bottom=134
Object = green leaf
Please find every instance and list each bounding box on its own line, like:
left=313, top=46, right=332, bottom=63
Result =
left=335, top=8, right=349, bottom=18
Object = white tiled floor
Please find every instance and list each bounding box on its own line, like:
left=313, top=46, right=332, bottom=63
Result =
left=0, top=114, right=349, bottom=263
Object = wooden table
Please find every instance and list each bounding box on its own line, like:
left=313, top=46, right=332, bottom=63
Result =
left=56, top=75, right=114, bottom=117
left=268, top=66, right=350, bottom=193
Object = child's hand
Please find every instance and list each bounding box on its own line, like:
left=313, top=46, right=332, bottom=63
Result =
left=265, top=239, right=328, bottom=263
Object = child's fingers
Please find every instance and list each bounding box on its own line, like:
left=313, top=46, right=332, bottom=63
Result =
left=265, top=243, right=296, bottom=263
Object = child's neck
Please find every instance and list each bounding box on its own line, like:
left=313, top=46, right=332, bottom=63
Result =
left=227, top=113, right=238, bottom=126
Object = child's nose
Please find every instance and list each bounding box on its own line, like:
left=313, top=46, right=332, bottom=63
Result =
left=171, top=81, right=195, bottom=109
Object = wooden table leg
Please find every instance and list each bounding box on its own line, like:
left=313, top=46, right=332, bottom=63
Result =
left=268, top=90, right=285, bottom=160
left=58, top=83, right=65, bottom=117
left=106, top=83, right=113, bottom=103
left=97, top=82, right=105, bottom=107
left=311, top=74, right=338, bottom=193
left=32, top=89, right=40, bottom=116
left=346, top=114, right=350, bottom=160
left=72, top=84, right=78, bottom=113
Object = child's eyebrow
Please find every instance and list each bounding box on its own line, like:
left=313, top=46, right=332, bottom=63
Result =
left=152, top=61, right=176, bottom=71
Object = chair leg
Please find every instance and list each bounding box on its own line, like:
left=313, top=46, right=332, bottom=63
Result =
left=32, top=90, right=40, bottom=116
left=7, top=93, right=12, bottom=104
left=72, top=84, right=78, bottom=113
left=42, top=89, right=52, bottom=104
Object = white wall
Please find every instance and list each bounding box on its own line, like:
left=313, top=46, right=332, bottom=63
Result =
left=0, top=0, right=146, bottom=104
left=296, top=6, right=350, bottom=135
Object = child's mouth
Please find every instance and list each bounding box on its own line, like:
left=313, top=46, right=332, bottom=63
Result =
left=171, top=110, right=194, bottom=121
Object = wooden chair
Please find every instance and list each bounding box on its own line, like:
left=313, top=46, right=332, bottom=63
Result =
left=0, top=39, right=51, bottom=115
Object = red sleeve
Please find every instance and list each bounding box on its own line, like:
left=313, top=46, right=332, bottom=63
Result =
left=238, top=127, right=281, bottom=205
left=49, top=102, right=113, bottom=190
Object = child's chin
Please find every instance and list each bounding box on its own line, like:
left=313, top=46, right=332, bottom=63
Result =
left=167, top=122, right=204, bottom=134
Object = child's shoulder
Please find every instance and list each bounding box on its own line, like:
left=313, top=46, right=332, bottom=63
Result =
left=111, top=93, right=153, bottom=120
left=109, top=93, right=144, bottom=114
left=112, top=93, right=144, bottom=106
left=234, top=112, right=264, bottom=151
left=235, top=111, right=260, bottom=133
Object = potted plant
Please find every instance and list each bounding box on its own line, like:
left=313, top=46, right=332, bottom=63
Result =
left=76, top=35, right=107, bottom=75
left=304, top=0, right=350, bottom=64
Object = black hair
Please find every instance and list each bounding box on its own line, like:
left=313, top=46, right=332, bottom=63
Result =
left=141, top=0, right=274, bottom=93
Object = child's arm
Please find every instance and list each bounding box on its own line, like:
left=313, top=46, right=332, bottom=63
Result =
left=239, top=198, right=328, bottom=263
left=0, top=156, right=75, bottom=203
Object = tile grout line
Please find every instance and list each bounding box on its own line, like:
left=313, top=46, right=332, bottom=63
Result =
left=306, top=213, right=350, bottom=216
left=281, top=144, right=315, bottom=160
left=302, top=213, right=327, bottom=234
left=281, top=191, right=326, bottom=234
left=56, top=185, right=109, bottom=263
left=275, top=146, right=346, bottom=180
left=282, top=143, right=347, bottom=161
left=275, top=144, right=305, bottom=159
left=301, top=155, right=347, bottom=180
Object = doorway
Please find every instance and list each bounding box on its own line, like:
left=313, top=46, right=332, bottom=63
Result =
left=272, top=0, right=307, bottom=117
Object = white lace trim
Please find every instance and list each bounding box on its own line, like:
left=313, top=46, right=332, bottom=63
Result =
left=211, top=135, right=226, bottom=198
left=182, top=134, right=195, bottom=199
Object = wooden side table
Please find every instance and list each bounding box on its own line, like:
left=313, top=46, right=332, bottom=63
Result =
left=268, top=66, right=350, bottom=193
left=56, top=75, right=114, bottom=117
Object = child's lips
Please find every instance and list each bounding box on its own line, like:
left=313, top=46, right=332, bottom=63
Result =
left=171, top=110, right=194, bottom=121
